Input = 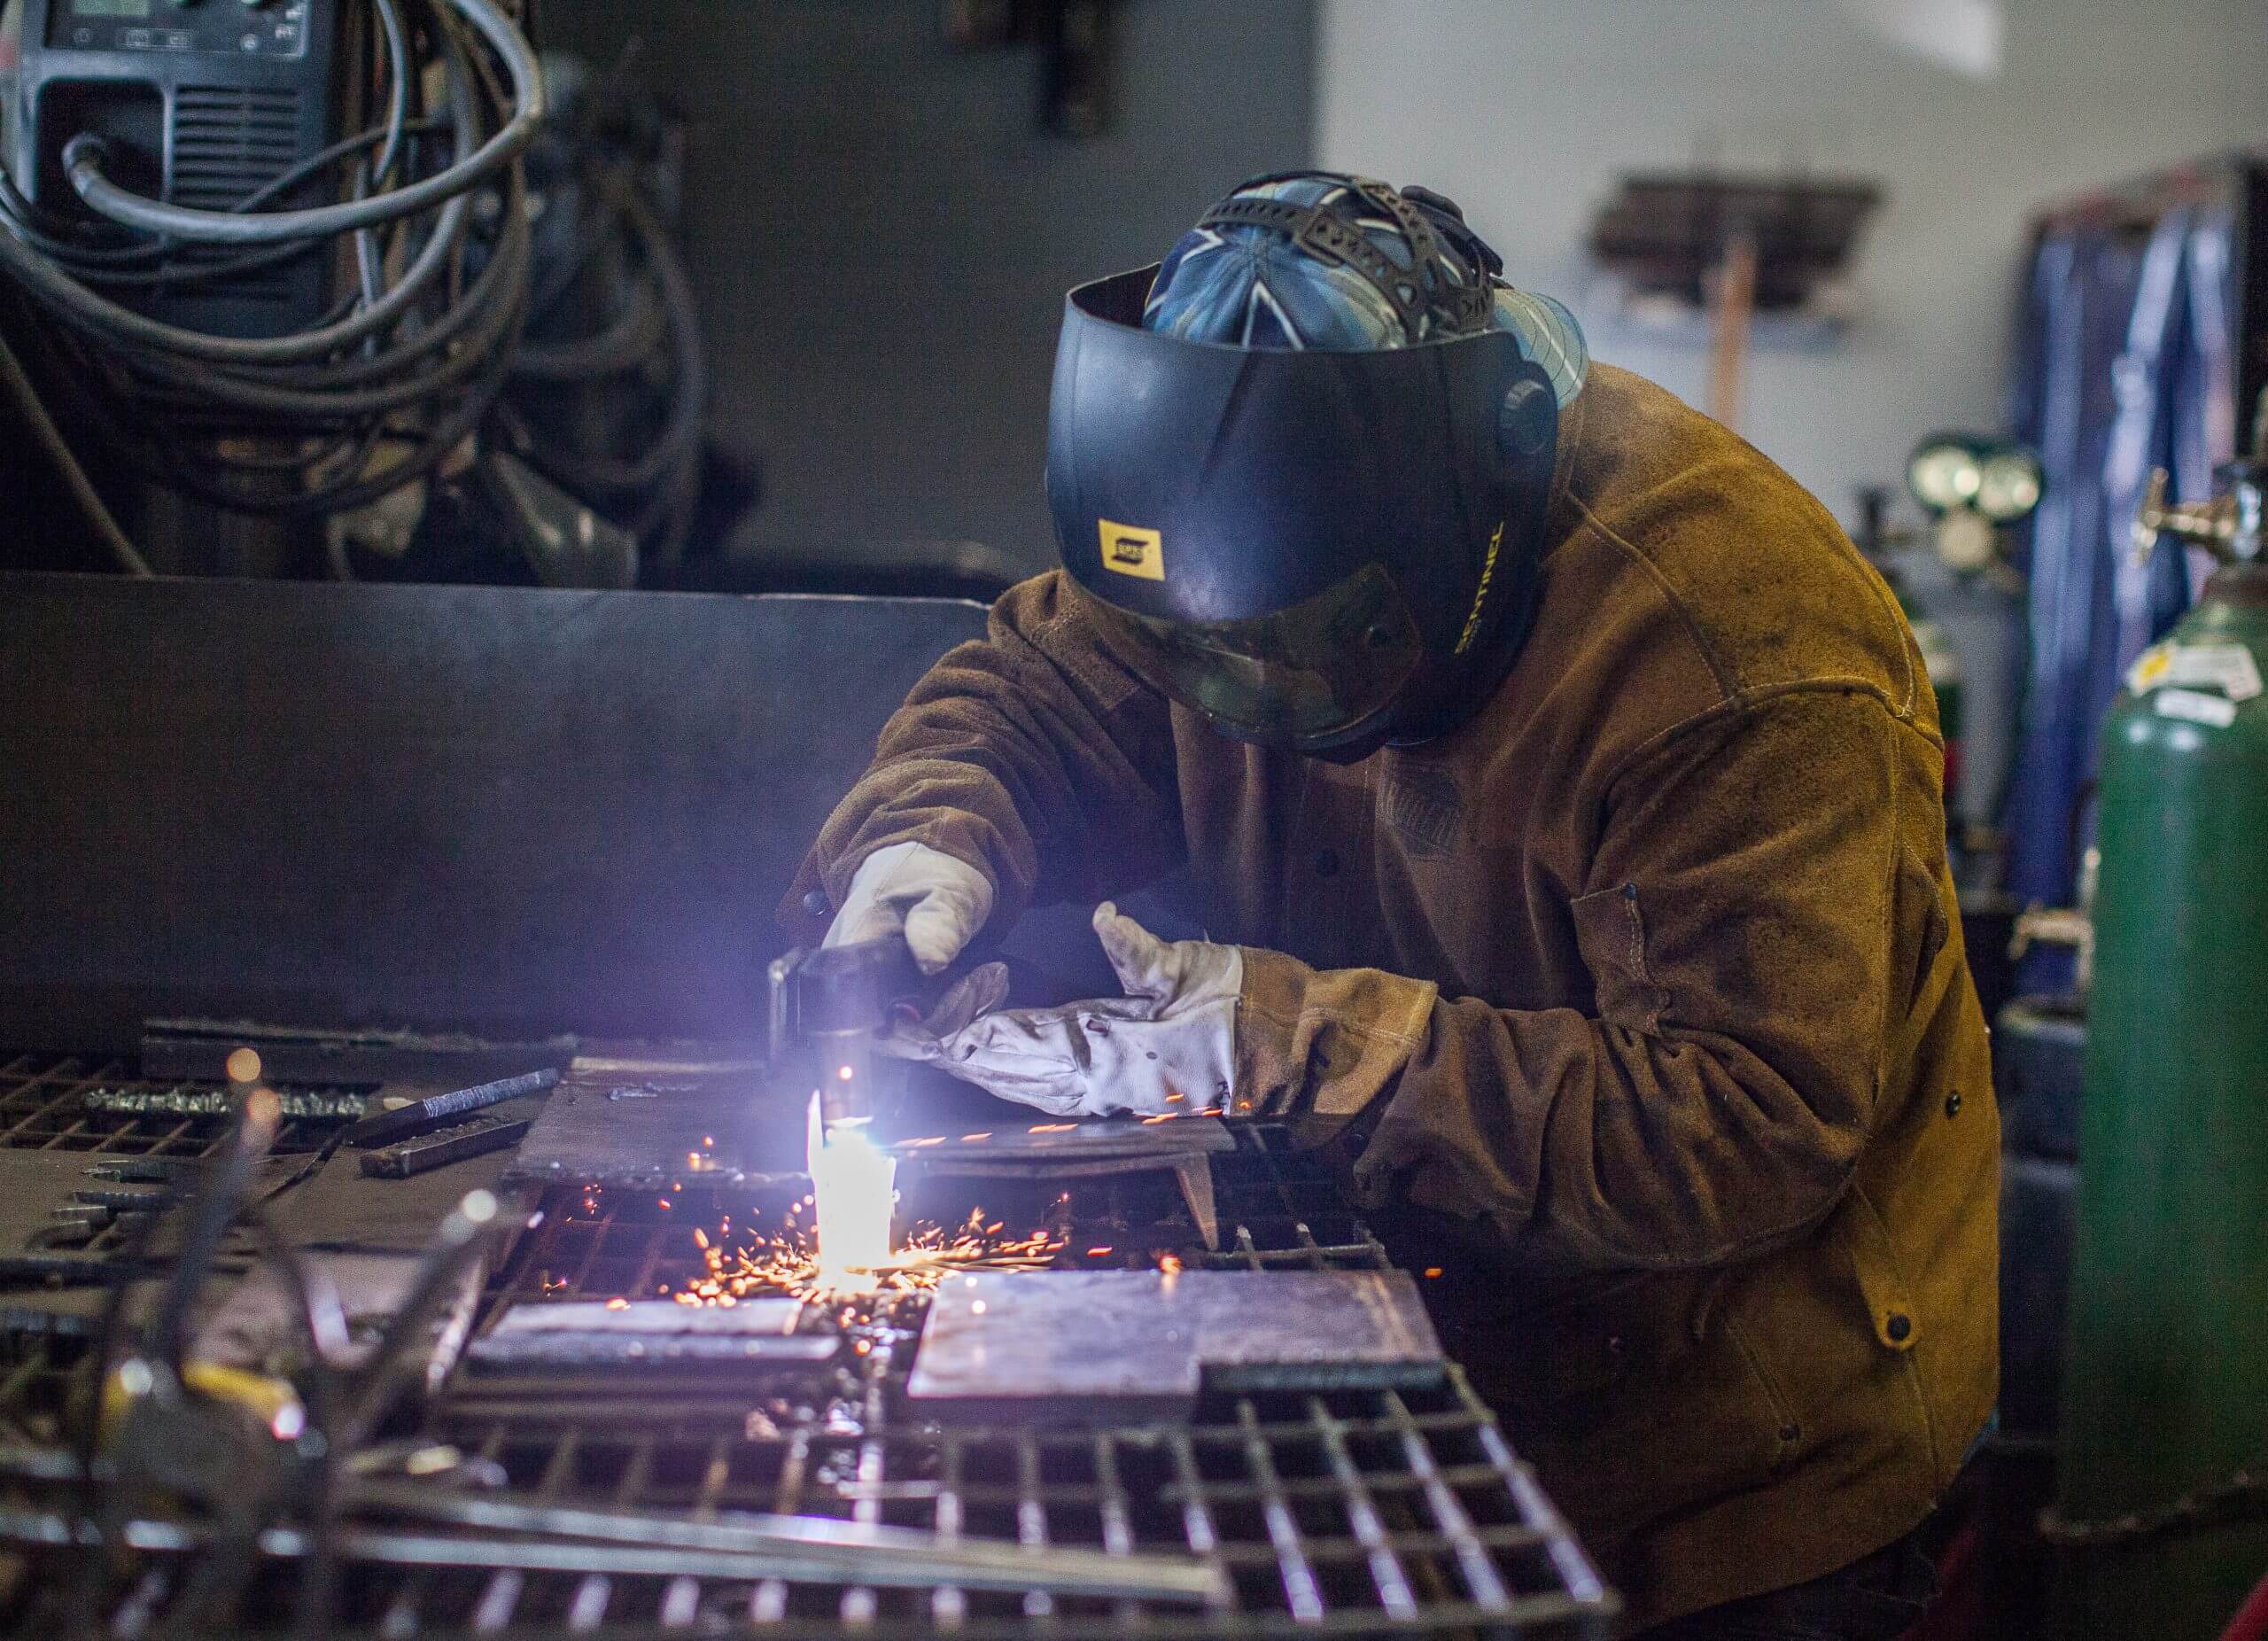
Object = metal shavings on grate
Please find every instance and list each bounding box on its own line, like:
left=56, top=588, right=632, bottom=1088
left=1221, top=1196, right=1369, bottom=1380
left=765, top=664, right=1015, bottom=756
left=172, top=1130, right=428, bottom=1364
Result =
left=0, top=1053, right=342, bottom=1158
left=81, top=1085, right=369, bottom=1121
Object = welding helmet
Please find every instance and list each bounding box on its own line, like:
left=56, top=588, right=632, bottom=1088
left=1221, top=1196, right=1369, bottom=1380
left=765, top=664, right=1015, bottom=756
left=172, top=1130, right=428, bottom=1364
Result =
left=1045, top=171, right=1587, bottom=759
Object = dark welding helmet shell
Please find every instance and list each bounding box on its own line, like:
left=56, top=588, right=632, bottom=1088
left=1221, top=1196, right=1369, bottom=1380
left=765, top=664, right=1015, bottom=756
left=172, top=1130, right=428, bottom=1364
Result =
left=1045, top=266, right=1557, bottom=757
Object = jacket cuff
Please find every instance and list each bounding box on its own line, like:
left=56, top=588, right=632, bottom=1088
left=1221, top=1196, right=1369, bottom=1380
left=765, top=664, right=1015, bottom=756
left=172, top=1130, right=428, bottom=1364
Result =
left=1234, top=945, right=1438, bottom=1124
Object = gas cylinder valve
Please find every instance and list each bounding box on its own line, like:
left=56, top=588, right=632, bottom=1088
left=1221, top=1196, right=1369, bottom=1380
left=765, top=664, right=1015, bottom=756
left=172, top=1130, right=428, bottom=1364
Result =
left=2132, top=386, right=2268, bottom=566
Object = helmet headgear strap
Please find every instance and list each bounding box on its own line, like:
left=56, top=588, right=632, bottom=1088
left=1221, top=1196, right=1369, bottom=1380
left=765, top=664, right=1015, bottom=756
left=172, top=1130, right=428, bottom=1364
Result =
left=1200, top=172, right=1493, bottom=338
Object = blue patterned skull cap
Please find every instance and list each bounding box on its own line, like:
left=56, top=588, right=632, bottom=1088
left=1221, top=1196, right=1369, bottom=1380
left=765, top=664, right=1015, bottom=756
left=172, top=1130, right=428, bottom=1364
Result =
left=1143, top=172, right=1588, bottom=409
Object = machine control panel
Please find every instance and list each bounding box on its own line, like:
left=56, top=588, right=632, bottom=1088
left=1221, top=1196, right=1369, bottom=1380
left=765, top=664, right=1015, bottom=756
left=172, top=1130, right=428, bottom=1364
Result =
left=51, top=0, right=308, bottom=57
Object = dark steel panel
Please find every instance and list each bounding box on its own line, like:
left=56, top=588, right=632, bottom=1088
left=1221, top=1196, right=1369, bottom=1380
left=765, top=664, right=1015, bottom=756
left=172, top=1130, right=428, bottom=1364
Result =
left=268, top=1132, right=534, bottom=1256
left=908, top=1269, right=1445, bottom=1420
left=357, top=1116, right=530, bottom=1178
left=889, top=1116, right=1232, bottom=1162
left=504, top=1049, right=798, bottom=1190
left=140, top=1019, right=575, bottom=1085
left=0, top=572, right=990, bottom=1049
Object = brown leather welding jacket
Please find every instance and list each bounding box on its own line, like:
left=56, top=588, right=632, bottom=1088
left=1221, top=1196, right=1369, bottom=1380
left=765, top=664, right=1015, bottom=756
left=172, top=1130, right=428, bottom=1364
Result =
left=789, top=362, right=2000, bottom=1630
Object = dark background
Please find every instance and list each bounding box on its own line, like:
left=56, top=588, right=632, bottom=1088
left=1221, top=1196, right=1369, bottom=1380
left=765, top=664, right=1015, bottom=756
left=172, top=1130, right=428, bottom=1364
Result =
left=539, top=0, right=1317, bottom=579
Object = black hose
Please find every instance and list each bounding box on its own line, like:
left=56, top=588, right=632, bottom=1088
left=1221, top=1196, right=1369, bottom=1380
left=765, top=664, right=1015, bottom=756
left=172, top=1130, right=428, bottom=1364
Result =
left=0, top=326, right=150, bottom=573
left=0, top=0, right=537, bottom=521
left=62, top=0, right=543, bottom=245
left=0, top=62, right=478, bottom=368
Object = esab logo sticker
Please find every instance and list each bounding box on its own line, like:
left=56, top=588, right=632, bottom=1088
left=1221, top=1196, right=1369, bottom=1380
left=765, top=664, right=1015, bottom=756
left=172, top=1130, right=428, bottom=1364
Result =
left=1099, top=519, right=1164, bottom=580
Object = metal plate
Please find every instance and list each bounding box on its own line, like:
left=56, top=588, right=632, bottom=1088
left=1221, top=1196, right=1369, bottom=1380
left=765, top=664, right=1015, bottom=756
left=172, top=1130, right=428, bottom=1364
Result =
left=270, top=1124, right=538, bottom=1255
left=486, top=1298, right=806, bottom=1335
left=141, top=1021, right=576, bottom=1088
left=504, top=1050, right=798, bottom=1190
left=193, top=1248, right=483, bottom=1379
left=894, top=1118, right=1232, bottom=1249
left=889, top=1116, right=1232, bottom=1165
left=908, top=1269, right=1445, bottom=1421
left=467, top=1297, right=835, bottom=1371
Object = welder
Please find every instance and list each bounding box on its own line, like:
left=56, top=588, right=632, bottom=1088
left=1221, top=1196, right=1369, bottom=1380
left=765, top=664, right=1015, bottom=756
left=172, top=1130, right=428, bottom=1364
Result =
left=788, top=173, right=1995, bottom=1637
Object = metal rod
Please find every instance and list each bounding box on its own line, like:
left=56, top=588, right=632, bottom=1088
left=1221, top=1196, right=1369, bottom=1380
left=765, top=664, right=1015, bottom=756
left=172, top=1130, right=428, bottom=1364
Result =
left=341, top=1069, right=558, bottom=1149
left=343, top=1481, right=1228, bottom=1603
left=0, top=1504, right=1230, bottom=1605
left=358, top=1116, right=530, bottom=1178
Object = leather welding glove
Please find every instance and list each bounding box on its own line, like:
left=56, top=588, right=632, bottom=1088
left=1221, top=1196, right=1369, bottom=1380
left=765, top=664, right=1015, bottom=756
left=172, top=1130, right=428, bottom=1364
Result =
left=891, top=902, right=1240, bottom=1118
left=823, top=840, right=994, bottom=975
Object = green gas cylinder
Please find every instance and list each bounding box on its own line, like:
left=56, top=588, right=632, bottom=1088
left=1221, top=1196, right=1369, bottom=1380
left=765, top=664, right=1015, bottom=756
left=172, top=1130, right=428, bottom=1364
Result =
left=2053, top=416, right=2268, bottom=1637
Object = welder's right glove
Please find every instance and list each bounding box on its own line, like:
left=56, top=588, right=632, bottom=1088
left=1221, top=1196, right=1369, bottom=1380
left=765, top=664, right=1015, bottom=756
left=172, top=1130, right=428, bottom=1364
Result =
left=822, top=840, right=995, bottom=975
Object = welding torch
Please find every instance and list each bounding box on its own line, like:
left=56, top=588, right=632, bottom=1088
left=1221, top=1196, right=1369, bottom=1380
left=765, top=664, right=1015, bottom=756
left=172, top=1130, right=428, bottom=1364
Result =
left=765, top=937, right=937, bottom=1138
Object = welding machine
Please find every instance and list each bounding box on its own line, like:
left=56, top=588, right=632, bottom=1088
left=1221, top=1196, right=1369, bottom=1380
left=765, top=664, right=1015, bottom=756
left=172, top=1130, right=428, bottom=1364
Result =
left=6, top=0, right=366, bottom=337
left=0, top=0, right=543, bottom=572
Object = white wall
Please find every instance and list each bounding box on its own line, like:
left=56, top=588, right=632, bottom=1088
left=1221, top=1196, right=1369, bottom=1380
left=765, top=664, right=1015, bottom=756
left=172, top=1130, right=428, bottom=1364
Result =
left=1317, top=0, right=2268, bottom=814
left=1318, top=0, right=2266, bottom=507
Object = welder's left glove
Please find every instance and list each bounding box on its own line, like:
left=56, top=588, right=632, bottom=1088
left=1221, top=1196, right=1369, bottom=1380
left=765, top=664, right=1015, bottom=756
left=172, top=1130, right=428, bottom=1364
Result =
left=891, top=903, right=1240, bottom=1118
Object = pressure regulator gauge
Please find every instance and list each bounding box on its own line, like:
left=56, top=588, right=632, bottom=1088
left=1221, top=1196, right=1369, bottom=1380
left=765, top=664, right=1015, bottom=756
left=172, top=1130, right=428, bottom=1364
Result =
left=1907, top=432, right=2045, bottom=576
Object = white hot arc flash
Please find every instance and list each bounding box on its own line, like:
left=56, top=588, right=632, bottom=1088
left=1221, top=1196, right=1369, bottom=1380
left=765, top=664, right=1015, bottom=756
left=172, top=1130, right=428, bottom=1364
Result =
left=805, top=1093, right=897, bottom=1294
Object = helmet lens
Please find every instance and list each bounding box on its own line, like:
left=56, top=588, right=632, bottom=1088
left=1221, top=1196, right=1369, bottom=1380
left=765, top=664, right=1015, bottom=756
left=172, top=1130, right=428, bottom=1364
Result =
left=1078, top=563, right=1424, bottom=746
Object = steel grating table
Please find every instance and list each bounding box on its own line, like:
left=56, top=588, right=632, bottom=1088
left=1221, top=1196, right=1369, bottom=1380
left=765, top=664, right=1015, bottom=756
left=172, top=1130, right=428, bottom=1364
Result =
left=0, top=1055, right=1615, bottom=1637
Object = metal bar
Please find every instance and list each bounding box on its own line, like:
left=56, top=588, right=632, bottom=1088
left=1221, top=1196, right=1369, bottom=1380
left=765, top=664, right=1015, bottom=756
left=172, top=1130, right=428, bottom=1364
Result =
left=624, top=1216, right=671, bottom=1303
left=1173, top=1154, right=1220, bottom=1252
left=1093, top=1430, right=1146, bottom=1630
left=476, top=1423, right=577, bottom=1629
left=358, top=1117, right=530, bottom=1178
left=324, top=1443, right=1224, bottom=1606
left=1479, top=1421, right=1613, bottom=1609
left=1307, top=1396, right=1418, bottom=1620
left=563, top=1429, right=652, bottom=1629
left=658, top=1569, right=702, bottom=1629
left=889, top=1116, right=1233, bottom=1163
left=659, top=1435, right=733, bottom=1629
left=383, top=1425, right=512, bottom=1636
left=1386, top=1387, right=1512, bottom=1612
left=0, top=1497, right=1206, bottom=1606
left=342, top=1069, right=559, bottom=1150
left=1014, top=1429, right=1053, bottom=1619
left=470, top=1568, right=524, bottom=1632
left=1166, top=1426, right=1227, bottom=1611
left=842, top=1427, right=883, bottom=1624
left=1230, top=1222, right=1263, bottom=1272
left=563, top=1202, right=613, bottom=1299
left=1237, top=1396, right=1326, bottom=1622
left=843, top=1321, right=902, bottom=1626
left=931, top=1432, right=967, bottom=1630
left=110, top=1564, right=172, bottom=1637
left=566, top=1571, right=613, bottom=1630
left=751, top=1427, right=811, bottom=1624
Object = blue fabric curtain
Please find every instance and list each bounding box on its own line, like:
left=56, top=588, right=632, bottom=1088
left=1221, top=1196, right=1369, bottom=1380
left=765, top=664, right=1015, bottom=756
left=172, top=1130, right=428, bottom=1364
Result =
left=2001, top=206, right=2240, bottom=977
